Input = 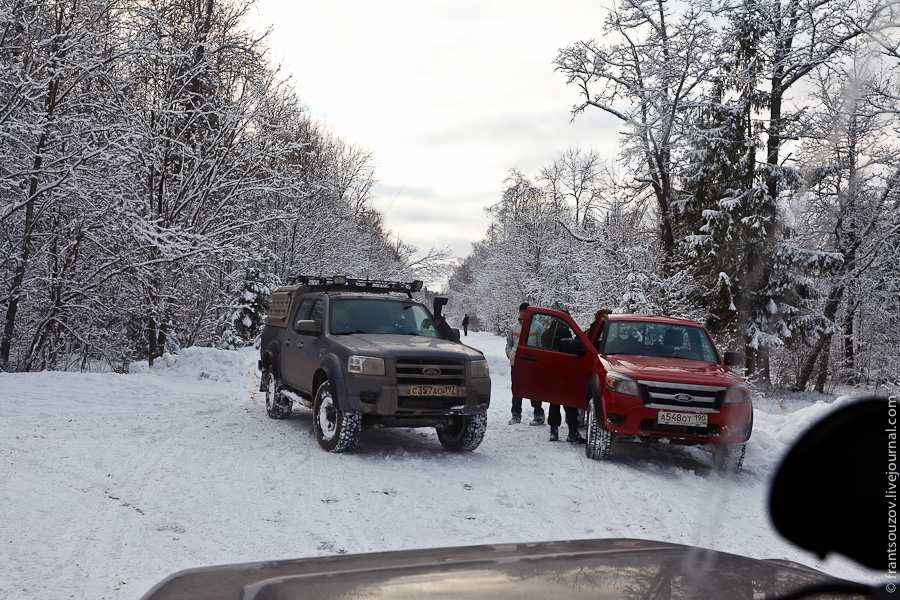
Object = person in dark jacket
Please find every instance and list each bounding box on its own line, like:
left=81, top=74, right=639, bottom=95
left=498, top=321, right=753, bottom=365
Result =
left=584, top=309, right=611, bottom=348
left=462, top=314, right=469, bottom=336
left=541, top=317, right=586, bottom=443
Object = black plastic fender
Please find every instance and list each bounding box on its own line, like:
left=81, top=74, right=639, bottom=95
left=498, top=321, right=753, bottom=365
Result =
left=260, top=341, right=280, bottom=374
left=314, top=353, right=349, bottom=411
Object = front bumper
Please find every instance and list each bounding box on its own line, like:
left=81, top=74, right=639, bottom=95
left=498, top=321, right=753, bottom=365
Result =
left=602, top=391, right=752, bottom=443
left=342, top=374, right=491, bottom=419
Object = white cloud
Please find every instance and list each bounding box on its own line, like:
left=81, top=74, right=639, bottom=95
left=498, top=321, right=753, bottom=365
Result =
left=254, top=0, right=618, bottom=259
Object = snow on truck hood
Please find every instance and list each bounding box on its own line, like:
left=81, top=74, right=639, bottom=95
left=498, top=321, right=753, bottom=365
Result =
left=603, top=354, right=744, bottom=385
left=336, top=333, right=485, bottom=358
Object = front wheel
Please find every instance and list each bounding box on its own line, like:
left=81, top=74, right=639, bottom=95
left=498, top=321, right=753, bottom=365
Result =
left=263, top=368, right=292, bottom=419
left=585, top=397, right=611, bottom=460
left=712, top=442, right=745, bottom=474
left=436, top=413, right=487, bottom=451
left=313, top=380, right=361, bottom=452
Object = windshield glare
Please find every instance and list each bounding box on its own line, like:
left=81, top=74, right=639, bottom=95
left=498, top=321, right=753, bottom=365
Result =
left=602, top=321, right=718, bottom=362
left=330, top=299, right=440, bottom=337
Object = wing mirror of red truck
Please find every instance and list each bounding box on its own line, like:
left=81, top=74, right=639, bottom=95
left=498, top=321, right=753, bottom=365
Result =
left=723, top=351, right=742, bottom=367
left=558, top=338, right=586, bottom=356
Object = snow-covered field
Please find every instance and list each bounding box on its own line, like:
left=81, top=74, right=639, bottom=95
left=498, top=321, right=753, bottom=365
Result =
left=0, top=332, right=881, bottom=599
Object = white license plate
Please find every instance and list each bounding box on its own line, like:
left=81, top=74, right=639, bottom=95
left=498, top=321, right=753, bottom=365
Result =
left=657, top=410, right=707, bottom=427
left=409, top=384, right=457, bottom=396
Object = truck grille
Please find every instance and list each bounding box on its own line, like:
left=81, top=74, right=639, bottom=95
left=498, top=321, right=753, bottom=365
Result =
left=395, top=358, right=465, bottom=386
left=638, top=380, right=725, bottom=411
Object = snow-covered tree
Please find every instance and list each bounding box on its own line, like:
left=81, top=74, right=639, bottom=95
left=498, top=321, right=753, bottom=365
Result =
left=0, top=0, right=436, bottom=372
left=447, top=160, right=698, bottom=338
left=705, top=0, right=895, bottom=384
left=0, top=0, right=137, bottom=371
left=555, top=0, right=716, bottom=266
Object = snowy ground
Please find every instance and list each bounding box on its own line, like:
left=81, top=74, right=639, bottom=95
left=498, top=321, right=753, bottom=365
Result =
left=0, top=332, right=882, bottom=599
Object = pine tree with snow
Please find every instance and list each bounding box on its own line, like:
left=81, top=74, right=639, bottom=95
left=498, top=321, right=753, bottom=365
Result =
left=220, top=268, right=276, bottom=350
left=677, top=82, right=831, bottom=383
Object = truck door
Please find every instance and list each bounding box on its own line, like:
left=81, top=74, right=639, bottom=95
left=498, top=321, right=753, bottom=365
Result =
left=511, top=308, right=595, bottom=409
left=281, top=298, right=324, bottom=395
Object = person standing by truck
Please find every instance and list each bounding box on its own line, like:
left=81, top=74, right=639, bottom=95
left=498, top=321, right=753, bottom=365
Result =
left=540, top=317, right=586, bottom=443
left=584, top=309, right=611, bottom=348
left=506, top=303, right=545, bottom=425
left=462, top=314, right=469, bottom=336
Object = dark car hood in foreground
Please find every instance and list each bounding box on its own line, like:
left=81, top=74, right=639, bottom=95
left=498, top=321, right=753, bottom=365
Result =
left=140, top=538, right=841, bottom=600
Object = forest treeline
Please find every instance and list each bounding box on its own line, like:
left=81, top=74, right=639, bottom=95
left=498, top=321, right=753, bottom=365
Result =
left=0, top=0, right=446, bottom=372
left=3, top=0, right=899, bottom=394
left=446, top=0, right=900, bottom=392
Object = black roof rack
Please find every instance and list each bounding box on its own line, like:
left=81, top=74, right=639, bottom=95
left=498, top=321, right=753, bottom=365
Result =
left=289, top=275, right=423, bottom=297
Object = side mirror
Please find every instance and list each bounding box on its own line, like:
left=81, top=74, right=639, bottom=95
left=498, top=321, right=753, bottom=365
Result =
left=770, top=398, right=889, bottom=570
left=432, top=297, right=459, bottom=342
left=433, top=297, right=449, bottom=318
left=559, top=338, right=585, bottom=356
left=294, top=320, right=320, bottom=336
left=723, top=351, right=741, bottom=367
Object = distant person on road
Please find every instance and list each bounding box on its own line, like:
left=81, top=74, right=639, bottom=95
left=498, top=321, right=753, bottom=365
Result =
left=462, top=313, right=469, bottom=336
left=506, top=302, right=545, bottom=425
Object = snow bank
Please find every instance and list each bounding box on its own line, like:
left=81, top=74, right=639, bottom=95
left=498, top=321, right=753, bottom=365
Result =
left=128, top=346, right=258, bottom=383
left=744, top=395, right=856, bottom=470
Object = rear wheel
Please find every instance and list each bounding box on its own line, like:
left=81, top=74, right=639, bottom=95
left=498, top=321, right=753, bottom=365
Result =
left=436, top=413, right=487, bottom=451
left=712, top=442, right=745, bottom=474
left=263, top=368, right=292, bottom=419
left=585, top=397, right=611, bottom=460
left=313, top=380, right=361, bottom=452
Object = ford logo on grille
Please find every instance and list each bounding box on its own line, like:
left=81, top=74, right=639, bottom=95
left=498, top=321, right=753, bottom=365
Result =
left=423, top=367, right=441, bottom=376
left=674, top=393, right=693, bottom=402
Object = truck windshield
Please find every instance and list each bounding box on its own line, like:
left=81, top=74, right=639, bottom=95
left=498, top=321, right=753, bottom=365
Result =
left=330, top=299, right=441, bottom=337
left=602, top=321, right=718, bottom=362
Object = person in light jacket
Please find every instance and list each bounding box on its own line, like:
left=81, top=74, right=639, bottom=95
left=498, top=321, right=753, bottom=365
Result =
left=506, top=302, right=545, bottom=425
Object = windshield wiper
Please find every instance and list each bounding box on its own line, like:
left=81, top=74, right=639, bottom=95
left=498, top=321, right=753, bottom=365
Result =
left=333, top=330, right=366, bottom=335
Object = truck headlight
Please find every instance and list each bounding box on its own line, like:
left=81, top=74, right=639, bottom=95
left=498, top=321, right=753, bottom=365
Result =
left=724, top=382, right=750, bottom=404
left=605, top=372, right=640, bottom=397
left=470, top=360, right=489, bottom=378
left=348, top=355, right=385, bottom=376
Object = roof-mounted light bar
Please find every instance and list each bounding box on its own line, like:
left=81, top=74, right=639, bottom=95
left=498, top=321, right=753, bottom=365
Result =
left=290, top=275, right=424, bottom=296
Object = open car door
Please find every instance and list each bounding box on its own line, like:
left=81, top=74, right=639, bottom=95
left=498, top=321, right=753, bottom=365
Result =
left=511, top=308, right=595, bottom=409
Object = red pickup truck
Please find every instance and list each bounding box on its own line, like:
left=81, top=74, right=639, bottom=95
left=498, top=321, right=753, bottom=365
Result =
left=511, top=308, right=752, bottom=472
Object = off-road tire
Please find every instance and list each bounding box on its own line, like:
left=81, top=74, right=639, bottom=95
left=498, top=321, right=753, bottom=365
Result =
left=712, top=442, right=745, bottom=474
left=263, top=368, right=292, bottom=419
left=585, top=397, right=611, bottom=460
left=436, top=413, right=487, bottom=452
left=313, top=380, right=361, bottom=452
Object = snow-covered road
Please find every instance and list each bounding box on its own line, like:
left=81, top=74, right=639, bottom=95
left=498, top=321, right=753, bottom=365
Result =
left=0, top=332, right=878, bottom=599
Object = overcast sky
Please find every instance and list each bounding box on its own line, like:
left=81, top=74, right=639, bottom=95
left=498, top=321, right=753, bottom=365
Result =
left=252, top=0, right=619, bottom=261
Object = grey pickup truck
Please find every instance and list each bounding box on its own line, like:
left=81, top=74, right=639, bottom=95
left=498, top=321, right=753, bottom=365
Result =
left=258, top=276, right=491, bottom=453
